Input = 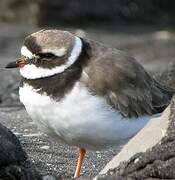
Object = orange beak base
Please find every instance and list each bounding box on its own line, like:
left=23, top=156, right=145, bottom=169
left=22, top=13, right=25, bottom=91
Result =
left=5, top=57, right=29, bottom=69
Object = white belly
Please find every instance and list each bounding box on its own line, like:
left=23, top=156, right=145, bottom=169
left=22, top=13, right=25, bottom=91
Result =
left=19, top=82, right=152, bottom=150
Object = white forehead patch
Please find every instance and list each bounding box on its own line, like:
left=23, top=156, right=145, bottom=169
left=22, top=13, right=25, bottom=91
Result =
left=42, top=47, right=66, bottom=57
left=19, top=36, right=82, bottom=79
left=21, top=46, right=66, bottom=58
left=21, top=46, right=33, bottom=59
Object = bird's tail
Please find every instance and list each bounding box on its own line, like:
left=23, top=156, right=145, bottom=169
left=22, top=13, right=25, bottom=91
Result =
left=152, top=80, right=175, bottom=113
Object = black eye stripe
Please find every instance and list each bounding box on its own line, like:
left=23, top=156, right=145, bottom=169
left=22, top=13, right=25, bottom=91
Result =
left=37, top=53, right=56, bottom=59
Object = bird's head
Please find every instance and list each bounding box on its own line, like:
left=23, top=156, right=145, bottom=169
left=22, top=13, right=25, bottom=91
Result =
left=5, top=29, right=83, bottom=79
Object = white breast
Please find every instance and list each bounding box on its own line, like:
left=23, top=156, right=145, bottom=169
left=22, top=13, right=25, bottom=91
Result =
left=19, top=82, right=153, bottom=150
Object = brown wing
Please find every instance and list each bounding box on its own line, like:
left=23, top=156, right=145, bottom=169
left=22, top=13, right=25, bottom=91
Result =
left=80, top=40, right=174, bottom=118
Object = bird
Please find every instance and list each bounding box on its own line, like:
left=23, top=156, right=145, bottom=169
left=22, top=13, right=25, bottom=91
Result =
left=5, top=29, right=174, bottom=178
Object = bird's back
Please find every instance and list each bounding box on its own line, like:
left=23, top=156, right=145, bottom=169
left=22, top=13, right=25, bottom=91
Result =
left=80, top=39, right=174, bottom=118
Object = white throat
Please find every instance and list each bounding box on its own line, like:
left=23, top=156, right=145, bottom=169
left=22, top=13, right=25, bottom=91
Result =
left=20, top=36, right=82, bottom=79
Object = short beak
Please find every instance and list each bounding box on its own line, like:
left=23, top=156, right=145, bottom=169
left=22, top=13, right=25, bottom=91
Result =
left=5, top=56, right=29, bottom=69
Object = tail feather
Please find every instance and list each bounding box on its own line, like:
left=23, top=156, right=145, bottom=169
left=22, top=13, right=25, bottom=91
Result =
left=152, top=80, right=175, bottom=113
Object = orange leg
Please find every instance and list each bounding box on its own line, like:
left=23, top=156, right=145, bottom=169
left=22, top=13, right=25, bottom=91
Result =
left=74, top=148, right=86, bottom=178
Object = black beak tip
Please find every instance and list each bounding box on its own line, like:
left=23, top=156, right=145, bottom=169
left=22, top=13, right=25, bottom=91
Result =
left=5, top=62, right=18, bottom=69
left=5, top=64, right=11, bottom=69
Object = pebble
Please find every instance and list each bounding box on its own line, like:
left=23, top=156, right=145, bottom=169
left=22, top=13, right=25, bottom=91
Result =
left=40, top=145, right=50, bottom=150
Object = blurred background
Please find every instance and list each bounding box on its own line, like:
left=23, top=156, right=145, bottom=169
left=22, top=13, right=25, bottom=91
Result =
left=1, top=0, right=175, bottom=106
left=1, top=0, right=175, bottom=177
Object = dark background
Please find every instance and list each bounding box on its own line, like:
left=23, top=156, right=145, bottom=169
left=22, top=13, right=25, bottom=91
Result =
left=1, top=0, right=175, bottom=27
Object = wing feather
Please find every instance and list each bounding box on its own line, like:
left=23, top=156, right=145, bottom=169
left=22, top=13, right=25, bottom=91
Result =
left=80, top=40, right=174, bottom=118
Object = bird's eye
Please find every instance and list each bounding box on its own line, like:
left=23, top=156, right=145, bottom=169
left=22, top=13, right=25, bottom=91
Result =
left=37, top=53, right=56, bottom=59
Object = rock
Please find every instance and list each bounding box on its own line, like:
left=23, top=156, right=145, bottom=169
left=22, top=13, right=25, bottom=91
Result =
left=0, top=82, right=22, bottom=107
left=42, top=175, right=57, bottom=180
left=100, top=106, right=170, bottom=175
left=0, top=122, right=27, bottom=166
left=155, top=61, right=175, bottom=89
left=0, top=122, right=41, bottom=180
left=96, top=96, right=175, bottom=179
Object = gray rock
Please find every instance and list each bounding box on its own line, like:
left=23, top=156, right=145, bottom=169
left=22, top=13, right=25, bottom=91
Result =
left=0, top=122, right=27, bottom=166
left=155, top=61, right=175, bottom=89
left=100, top=106, right=170, bottom=175
left=0, top=122, right=41, bottom=180
left=96, top=96, right=175, bottom=179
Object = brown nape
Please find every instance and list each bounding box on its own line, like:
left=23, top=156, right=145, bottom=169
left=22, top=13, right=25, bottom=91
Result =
left=20, top=38, right=91, bottom=101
